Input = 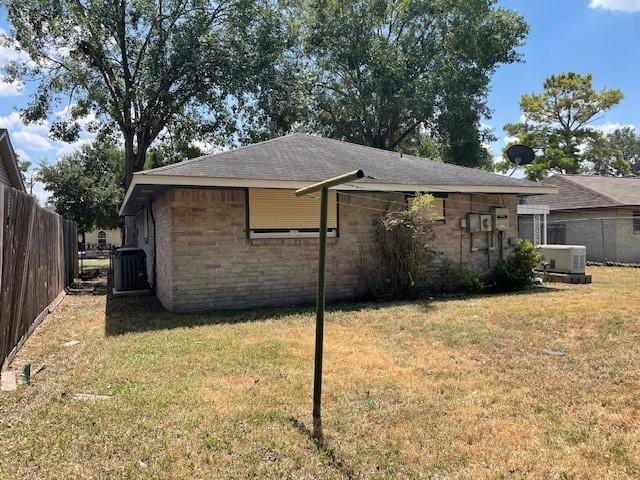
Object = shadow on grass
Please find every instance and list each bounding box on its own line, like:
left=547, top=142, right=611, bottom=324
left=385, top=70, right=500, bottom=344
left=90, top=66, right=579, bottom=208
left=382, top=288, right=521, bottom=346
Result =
left=67, top=277, right=109, bottom=296
left=288, top=416, right=355, bottom=479
left=105, top=273, right=562, bottom=337
left=411, top=284, right=563, bottom=309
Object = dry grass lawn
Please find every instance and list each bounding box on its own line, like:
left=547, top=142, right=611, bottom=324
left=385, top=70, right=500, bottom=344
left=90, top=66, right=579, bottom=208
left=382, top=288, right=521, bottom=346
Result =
left=1, top=267, right=639, bottom=479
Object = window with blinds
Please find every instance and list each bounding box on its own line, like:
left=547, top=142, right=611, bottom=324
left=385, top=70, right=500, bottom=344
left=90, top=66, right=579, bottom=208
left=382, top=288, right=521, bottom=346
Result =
left=407, top=195, right=446, bottom=221
left=248, top=188, right=338, bottom=238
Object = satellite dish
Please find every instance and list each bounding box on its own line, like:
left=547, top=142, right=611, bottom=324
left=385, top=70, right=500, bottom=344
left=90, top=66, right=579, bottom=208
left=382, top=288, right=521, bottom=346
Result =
left=506, top=144, right=535, bottom=166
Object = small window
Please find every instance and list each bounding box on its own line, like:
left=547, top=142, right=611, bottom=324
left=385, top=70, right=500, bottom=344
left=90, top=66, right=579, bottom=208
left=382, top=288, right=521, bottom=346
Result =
left=248, top=188, right=338, bottom=239
left=407, top=195, right=445, bottom=221
left=97, top=231, right=107, bottom=246
left=634, top=211, right=640, bottom=233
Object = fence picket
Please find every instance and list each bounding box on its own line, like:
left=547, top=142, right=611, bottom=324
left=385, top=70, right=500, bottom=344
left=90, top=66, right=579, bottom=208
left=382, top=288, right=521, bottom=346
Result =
left=0, top=187, right=77, bottom=368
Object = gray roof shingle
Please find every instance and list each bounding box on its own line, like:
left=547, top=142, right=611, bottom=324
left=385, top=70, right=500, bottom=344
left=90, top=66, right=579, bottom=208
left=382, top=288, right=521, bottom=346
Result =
left=524, top=175, right=640, bottom=210
left=140, top=133, right=547, bottom=189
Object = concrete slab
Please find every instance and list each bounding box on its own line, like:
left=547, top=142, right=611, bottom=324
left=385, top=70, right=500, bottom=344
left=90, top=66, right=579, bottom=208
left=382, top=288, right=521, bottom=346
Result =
left=0, top=370, right=17, bottom=392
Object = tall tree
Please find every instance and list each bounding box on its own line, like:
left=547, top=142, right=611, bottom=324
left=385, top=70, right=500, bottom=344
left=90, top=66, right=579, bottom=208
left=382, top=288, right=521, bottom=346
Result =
left=39, top=141, right=124, bottom=234
left=582, top=133, right=629, bottom=177
left=2, top=0, right=288, bottom=186
left=607, top=127, right=640, bottom=176
left=504, top=72, right=623, bottom=180
left=301, top=0, right=528, bottom=167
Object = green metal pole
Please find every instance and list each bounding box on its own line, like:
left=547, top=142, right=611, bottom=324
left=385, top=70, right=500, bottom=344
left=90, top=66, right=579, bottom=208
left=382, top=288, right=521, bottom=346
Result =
left=295, top=169, right=364, bottom=441
left=312, top=186, right=329, bottom=439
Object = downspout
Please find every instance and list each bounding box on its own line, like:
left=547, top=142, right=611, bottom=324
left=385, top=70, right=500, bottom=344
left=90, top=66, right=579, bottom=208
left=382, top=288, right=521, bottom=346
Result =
left=149, top=201, right=157, bottom=293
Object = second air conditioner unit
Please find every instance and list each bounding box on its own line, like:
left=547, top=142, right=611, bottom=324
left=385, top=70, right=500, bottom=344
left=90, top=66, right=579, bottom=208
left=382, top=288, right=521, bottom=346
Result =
left=538, top=245, right=586, bottom=274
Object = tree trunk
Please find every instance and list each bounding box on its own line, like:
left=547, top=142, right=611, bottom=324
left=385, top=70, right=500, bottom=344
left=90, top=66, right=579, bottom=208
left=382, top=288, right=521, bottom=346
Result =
left=123, top=133, right=138, bottom=246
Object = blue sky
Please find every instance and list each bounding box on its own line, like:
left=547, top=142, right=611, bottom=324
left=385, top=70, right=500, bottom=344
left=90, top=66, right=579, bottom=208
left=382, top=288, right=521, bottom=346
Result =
left=487, top=0, right=640, bottom=155
left=0, top=0, right=639, bottom=201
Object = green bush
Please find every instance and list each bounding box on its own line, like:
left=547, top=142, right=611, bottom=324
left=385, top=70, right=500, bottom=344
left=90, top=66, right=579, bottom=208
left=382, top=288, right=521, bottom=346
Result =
left=488, top=240, right=541, bottom=292
left=361, top=194, right=436, bottom=299
left=430, top=260, right=485, bottom=294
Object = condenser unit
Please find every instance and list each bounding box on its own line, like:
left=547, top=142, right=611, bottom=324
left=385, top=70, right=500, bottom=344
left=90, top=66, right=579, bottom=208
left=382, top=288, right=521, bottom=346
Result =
left=537, top=245, right=586, bottom=274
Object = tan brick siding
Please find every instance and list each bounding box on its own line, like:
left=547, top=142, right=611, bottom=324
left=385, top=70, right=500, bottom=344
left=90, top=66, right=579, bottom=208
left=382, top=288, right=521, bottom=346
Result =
left=144, top=188, right=520, bottom=312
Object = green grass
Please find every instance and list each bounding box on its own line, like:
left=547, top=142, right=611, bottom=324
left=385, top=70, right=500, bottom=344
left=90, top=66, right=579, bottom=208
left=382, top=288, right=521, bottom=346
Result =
left=80, top=258, right=110, bottom=270
left=1, top=267, right=639, bottom=479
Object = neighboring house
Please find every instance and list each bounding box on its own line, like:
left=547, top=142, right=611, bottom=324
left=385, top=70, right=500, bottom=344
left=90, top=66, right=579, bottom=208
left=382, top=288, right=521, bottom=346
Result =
left=521, top=175, right=640, bottom=263
left=120, top=133, right=555, bottom=312
left=84, top=229, right=122, bottom=250
left=0, top=129, right=26, bottom=192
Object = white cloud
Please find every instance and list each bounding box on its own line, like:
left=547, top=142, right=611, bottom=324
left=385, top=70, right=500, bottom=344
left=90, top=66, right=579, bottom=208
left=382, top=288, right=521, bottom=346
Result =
left=14, top=148, right=31, bottom=162
left=30, top=181, right=49, bottom=206
left=13, top=130, right=53, bottom=150
left=55, top=103, right=98, bottom=129
left=589, top=0, right=640, bottom=11
left=0, top=110, right=97, bottom=162
left=0, top=29, right=32, bottom=67
left=55, top=138, right=93, bottom=158
left=503, top=134, right=519, bottom=145
left=0, top=77, right=23, bottom=97
left=593, top=122, right=637, bottom=135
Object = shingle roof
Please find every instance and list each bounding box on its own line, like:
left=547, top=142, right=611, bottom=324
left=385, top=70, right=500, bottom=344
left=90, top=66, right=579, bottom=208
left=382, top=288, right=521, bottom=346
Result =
left=140, top=133, right=546, bottom=189
left=524, top=175, right=640, bottom=210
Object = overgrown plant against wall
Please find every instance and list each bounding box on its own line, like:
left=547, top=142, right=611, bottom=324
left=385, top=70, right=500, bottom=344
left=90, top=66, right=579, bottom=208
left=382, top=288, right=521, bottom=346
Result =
left=488, top=240, right=541, bottom=292
left=362, top=194, right=437, bottom=299
left=429, top=260, right=485, bottom=294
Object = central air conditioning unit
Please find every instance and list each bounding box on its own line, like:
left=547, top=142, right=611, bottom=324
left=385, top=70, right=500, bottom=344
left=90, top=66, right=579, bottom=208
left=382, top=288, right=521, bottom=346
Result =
left=537, top=245, right=586, bottom=274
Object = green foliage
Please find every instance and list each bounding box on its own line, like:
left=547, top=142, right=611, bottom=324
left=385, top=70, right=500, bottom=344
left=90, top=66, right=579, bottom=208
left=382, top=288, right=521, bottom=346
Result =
left=583, top=132, right=630, bottom=176
left=583, top=126, right=640, bottom=176
left=363, top=194, right=436, bottom=299
left=503, top=73, right=623, bottom=180
left=429, top=260, right=485, bottom=294
left=144, top=128, right=205, bottom=170
left=302, top=0, right=528, bottom=167
left=608, top=127, right=640, bottom=176
left=2, top=0, right=293, bottom=184
left=39, top=141, right=124, bottom=233
left=488, top=240, right=541, bottom=292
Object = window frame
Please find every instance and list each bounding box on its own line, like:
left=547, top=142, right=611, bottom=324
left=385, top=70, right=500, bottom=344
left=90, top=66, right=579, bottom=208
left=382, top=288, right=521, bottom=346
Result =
left=245, top=188, right=340, bottom=240
left=406, top=193, right=447, bottom=222
left=97, top=230, right=107, bottom=246
left=633, top=210, right=640, bottom=234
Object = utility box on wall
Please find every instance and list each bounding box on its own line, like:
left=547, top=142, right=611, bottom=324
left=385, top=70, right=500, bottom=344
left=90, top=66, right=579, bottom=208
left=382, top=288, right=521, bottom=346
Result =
left=467, top=214, right=481, bottom=233
left=493, top=207, right=509, bottom=231
left=480, top=214, right=493, bottom=232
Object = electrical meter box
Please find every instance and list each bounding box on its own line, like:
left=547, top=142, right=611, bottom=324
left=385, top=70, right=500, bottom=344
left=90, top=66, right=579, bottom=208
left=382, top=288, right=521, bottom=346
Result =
left=467, top=213, right=481, bottom=233
left=480, top=214, right=493, bottom=232
left=492, top=207, right=509, bottom=231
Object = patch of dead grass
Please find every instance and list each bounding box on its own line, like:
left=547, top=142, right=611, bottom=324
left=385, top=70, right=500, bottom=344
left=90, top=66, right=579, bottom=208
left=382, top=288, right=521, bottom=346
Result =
left=1, top=267, right=639, bottom=479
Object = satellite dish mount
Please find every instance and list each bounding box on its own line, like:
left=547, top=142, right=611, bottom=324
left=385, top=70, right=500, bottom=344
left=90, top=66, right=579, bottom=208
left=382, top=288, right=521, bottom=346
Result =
left=506, top=144, right=535, bottom=176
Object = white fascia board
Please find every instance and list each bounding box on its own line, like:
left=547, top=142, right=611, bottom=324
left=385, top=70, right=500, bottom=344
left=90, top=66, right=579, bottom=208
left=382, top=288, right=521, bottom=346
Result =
left=518, top=204, right=550, bottom=215
left=120, top=173, right=559, bottom=215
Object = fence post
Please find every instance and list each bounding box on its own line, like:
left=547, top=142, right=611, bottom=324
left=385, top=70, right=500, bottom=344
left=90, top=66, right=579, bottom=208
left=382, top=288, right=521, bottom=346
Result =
left=0, top=185, right=4, bottom=320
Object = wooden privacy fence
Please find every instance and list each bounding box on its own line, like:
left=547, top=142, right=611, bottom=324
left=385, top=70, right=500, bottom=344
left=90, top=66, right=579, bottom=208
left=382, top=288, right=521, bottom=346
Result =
left=0, top=185, right=78, bottom=368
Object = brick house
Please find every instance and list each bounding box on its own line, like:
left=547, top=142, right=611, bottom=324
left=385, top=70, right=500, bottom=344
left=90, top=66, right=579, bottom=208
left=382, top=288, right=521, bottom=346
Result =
left=521, top=175, right=640, bottom=263
left=120, top=134, right=555, bottom=312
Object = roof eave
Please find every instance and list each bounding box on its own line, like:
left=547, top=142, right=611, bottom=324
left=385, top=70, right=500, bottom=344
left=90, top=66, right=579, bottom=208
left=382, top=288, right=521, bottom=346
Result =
left=0, top=131, right=26, bottom=192
left=120, top=173, right=558, bottom=216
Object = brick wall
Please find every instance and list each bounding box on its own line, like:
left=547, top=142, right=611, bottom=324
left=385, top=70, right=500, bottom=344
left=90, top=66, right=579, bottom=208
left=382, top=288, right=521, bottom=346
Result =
left=135, top=192, right=173, bottom=306
left=613, top=208, right=640, bottom=263
left=543, top=208, right=640, bottom=263
left=143, top=188, right=519, bottom=312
